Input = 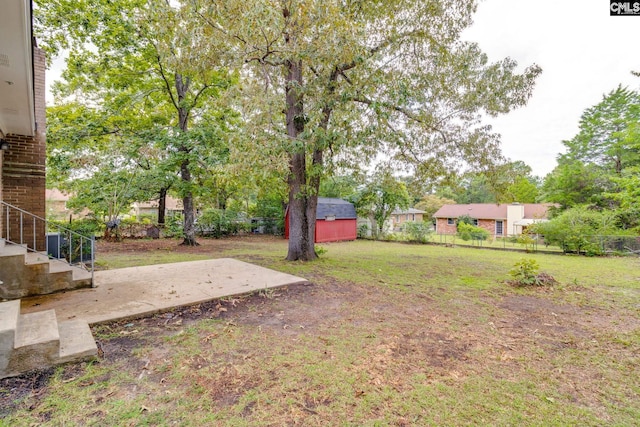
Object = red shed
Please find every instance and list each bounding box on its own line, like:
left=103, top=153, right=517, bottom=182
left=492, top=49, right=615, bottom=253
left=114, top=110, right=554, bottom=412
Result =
left=285, top=197, right=357, bottom=243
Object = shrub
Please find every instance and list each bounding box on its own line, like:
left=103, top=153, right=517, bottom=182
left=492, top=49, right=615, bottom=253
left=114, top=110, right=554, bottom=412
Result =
left=164, top=213, right=184, bottom=238
left=357, top=223, right=370, bottom=239
left=508, top=258, right=557, bottom=287
left=48, top=218, right=102, bottom=236
left=457, top=222, right=489, bottom=241
left=195, top=209, right=250, bottom=238
left=403, top=221, right=432, bottom=243
left=532, top=206, right=632, bottom=256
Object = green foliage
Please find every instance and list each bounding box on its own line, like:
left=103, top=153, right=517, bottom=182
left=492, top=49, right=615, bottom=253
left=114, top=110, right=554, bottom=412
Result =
left=414, top=194, right=456, bottom=221
left=48, top=218, right=100, bottom=234
left=195, top=209, right=249, bottom=238
left=532, top=206, right=632, bottom=255
left=439, top=161, right=540, bottom=205
left=542, top=86, right=640, bottom=213
left=508, top=258, right=557, bottom=287
left=35, top=0, right=237, bottom=246
left=251, top=193, right=285, bottom=235
left=457, top=222, right=490, bottom=241
left=315, top=245, right=328, bottom=256
left=456, top=215, right=475, bottom=226
left=192, top=0, right=540, bottom=260
left=403, top=221, right=432, bottom=243
left=38, top=0, right=542, bottom=259
left=353, top=167, right=412, bottom=240
left=319, top=175, right=360, bottom=199
left=164, top=214, right=184, bottom=238
left=508, top=258, right=541, bottom=286
left=357, top=223, right=370, bottom=239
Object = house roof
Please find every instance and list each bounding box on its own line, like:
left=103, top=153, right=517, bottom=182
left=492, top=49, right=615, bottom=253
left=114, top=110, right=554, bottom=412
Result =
left=133, top=196, right=183, bottom=211
left=433, top=203, right=555, bottom=220
left=392, top=207, right=426, bottom=215
left=316, top=197, right=356, bottom=220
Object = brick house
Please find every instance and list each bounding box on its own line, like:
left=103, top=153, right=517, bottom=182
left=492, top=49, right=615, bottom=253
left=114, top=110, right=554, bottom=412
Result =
left=1, top=1, right=47, bottom=251
left=433, top=203, right=555, bottom=237
left=390, top=207, right=426, bottom=230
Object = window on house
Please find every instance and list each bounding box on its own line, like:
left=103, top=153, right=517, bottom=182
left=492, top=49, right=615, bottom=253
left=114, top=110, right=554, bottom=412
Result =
left=496, top=220, right=503, bottom=235
left=447, top=218, right=454, bottom=225
left=472, top=219, right=478, bottom=226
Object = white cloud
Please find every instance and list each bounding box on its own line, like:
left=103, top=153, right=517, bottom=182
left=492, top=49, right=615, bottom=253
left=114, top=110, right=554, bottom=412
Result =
left=464, top=0, right=640, bottom=176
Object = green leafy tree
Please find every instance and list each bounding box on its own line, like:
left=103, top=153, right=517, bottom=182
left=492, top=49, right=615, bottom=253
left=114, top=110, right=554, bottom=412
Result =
left=319, top=175, right=361, bottom=200
left=194, top=0, right=541, bottom=260
left=414, top=195, right=456, bottom=222
left=352, top=169, right=411, bottom=240
left=543, top=86, right=640, bottom=211
left=35, top=0, right=235, bottom=245
left=561, top=86, right=640, bottom=174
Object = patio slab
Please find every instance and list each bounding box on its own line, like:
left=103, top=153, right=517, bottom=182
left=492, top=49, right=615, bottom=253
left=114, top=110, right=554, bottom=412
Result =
left=20, top=258, right=308, bottom=325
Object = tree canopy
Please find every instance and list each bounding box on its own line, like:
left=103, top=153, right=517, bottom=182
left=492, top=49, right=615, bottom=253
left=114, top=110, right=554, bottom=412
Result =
left=37, top=0, right=542, bottom=257
left=542, top=85, right=640, bottom=216
left=36, top=0, right=236, bottom=244
left=193, top=0, right=541, bottom=259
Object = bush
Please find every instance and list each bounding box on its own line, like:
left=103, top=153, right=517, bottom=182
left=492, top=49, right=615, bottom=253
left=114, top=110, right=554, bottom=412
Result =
left=164, top=213, right=184, bottom=238
left=531, top=206, right=632, bottom=255
left=357, top=223, right=370, bottom=239
left=508, top=258, right=557, bottom=287
left=48, top=218, right=102, bottom=236
left=457, top=222, right=489, bottom=241
left=403, top=221, right=432, bottom=243
left=195, top=209, right=250, bottom=238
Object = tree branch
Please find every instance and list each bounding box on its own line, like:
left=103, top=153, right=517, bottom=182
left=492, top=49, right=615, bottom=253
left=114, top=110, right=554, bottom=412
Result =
left=155, top=53, right=179, bottom=111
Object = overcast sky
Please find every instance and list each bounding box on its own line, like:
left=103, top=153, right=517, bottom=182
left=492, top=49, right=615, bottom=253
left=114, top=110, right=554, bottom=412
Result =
left=46, top=1, right=639, bottom=178
left=464, top=0, right=640, bottom=177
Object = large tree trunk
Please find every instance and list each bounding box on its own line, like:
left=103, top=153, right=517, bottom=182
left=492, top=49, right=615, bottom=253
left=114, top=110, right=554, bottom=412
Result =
left=180, top=159, right=199, bottom=246
left=175, top=73, right=199, bottom=246
left=284, top=58, right=317, bottom=261
left=158, top=187, right=167, bottom=226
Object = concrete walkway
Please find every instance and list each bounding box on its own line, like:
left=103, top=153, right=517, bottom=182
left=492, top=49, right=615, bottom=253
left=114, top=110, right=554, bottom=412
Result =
left=20, top=258, right=308, bottom=325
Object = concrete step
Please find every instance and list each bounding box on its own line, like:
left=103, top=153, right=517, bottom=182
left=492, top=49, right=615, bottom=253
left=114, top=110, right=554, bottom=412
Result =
left=0, top=301, right=98, bottom=379
left=24, top=252, right=51, bottom=266
left=0, top=300, right=21, bottom=371
left=7, top=310, right=61, bottom=375
left=0, top=244, right=27, bottom=257
left=0, top=242, right=92, bottom=300
left=58, top=319, right=98, bottom=364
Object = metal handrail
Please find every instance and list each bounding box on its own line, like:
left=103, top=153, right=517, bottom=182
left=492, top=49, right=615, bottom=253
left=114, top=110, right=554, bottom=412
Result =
left=1, top=200, right=94, bottom=285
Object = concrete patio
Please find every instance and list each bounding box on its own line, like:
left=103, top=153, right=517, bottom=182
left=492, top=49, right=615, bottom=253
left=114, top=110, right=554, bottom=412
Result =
left=20, top=258, right=309, bottom=325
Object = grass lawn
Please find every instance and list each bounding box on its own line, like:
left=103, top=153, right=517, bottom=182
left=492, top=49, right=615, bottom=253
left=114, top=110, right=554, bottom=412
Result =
left=2, top=236, right=639, bottom=426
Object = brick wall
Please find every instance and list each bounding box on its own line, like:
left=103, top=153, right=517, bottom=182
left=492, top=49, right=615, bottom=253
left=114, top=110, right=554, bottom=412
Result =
left=1, top=47, right=46, bottom=250
left=477, top=219, right=496, bottom=236
left=436, top=218, right=507, bottom=237
left=436, top=218, right=457, bottom=234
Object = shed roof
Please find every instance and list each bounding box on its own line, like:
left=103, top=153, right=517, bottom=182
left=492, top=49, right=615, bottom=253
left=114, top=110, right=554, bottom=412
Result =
left=316, top=197, right=356, bottom=220
left=433, top=203, right=555, bottom=220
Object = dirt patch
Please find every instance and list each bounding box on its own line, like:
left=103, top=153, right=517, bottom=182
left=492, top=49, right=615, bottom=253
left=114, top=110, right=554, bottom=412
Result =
left=0, top=368, right=54, bottom=417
